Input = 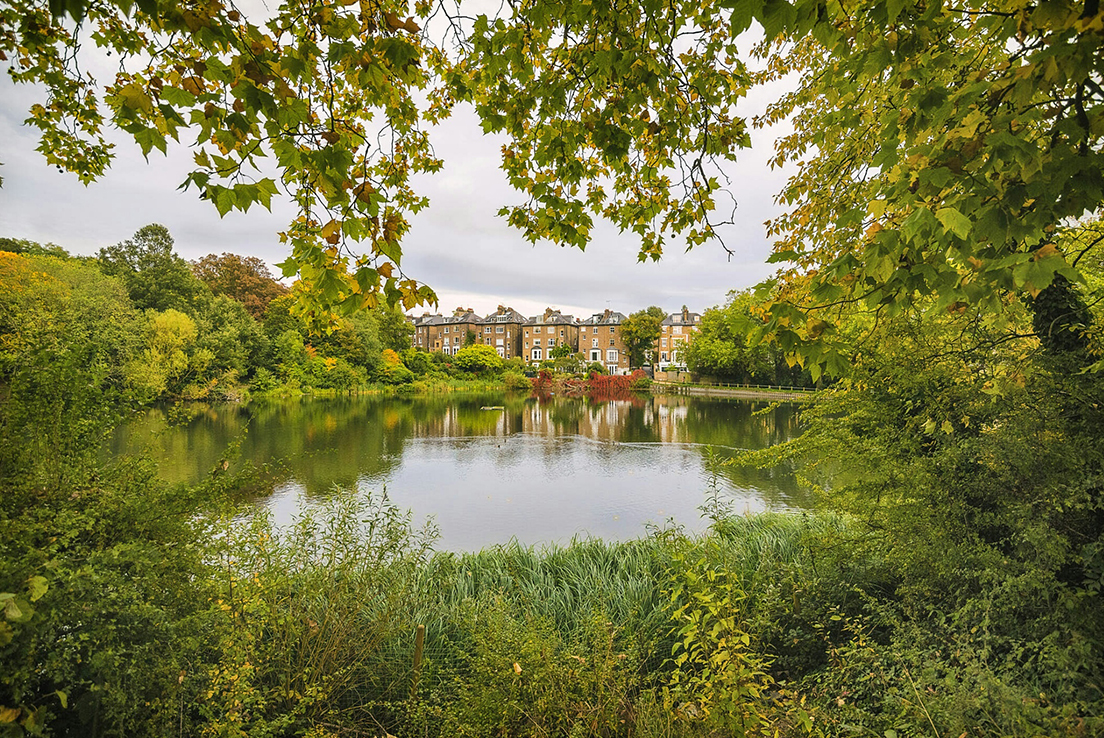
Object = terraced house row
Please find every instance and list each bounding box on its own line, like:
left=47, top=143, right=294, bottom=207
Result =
left=409, top=305, right=701, bottom=375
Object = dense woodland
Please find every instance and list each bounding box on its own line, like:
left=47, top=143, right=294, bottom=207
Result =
left=5, top=0, right=1104, bottom=735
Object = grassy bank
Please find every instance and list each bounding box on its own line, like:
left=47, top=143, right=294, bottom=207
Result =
left=8, top=464, right=1097, bottom=737
left=249, top=375, right=513, bottom=400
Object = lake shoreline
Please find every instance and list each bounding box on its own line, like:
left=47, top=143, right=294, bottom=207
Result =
left=654, top=382, right=813, bottom=401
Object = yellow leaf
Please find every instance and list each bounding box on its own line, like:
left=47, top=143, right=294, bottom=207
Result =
left=513, top=662, right=522, bottom=674
left=1033, top=242, right=1059, bottom=261
left=0, top=707, right=20, bottom=723
left=321, top=219, right=340, bottom=240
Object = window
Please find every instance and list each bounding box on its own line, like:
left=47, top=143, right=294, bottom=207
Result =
left=534, top=326, right=541, bottom=333
left=532, top=348, right=542, bottom=361
left=496, top=347, right=504, bottom=357
left=609, top=326, right=615, bottom=333
left=533, top=338, right=541, bottom=346
left=674, top=326, right=682, bottom=334
left=496, top=326, right=504, bottom=333
left=661, top=338, right=667, bottom=347
left=607, top=349, right=618, bottom=363
left=590, top=350, right=601, bottom=361
left=484, top=326, right=491, bottom=334
left=444, top=326, right=450, bottom=333
left=525, top=341, right=529, bottom=348
left=453, top=336, right=459, bottom=345
left=560, top=329, right=564, bottom=336
left=609, top=339, right=614, bottom=347
left=661, top=351, right=668, bottom=361
left=592, top=338, right=598, bottom=348
left=496, top=338, right=504, bottom=346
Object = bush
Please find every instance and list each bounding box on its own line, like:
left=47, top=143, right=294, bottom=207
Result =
left=379, top=348, right=416, bottom=384
left=502, top=371, right=531, bottom=391
left=401, top=348, right=432, bottom=376
left=453, top=344, right=504, bottom=374
left=250, top=366, right=278, bottom=392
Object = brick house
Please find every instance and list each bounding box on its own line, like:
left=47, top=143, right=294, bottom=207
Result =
left=412, top=308, right=483, bottom=355
left=522, top=308, right=580, bottom=364
left=657, top=306, right=701, bottom=369
left=478, top=305, right=527, bottom=359
left=579, top=309, right=630, bottom=374
left=440, top=307, right=482, bottom=356
left=411, top=312, right=447, bottom=353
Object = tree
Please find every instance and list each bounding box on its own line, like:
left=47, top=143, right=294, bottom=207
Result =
left=452, top=344, right=504, bottom=375
left=0, top=251, right=144, bottom=484
left=8, top=0, right=1104, bottom=355
left=3, top=0, right=752, bottom=324
left=192, top=253, right=288, bottom=319
left=0, top=237, right=71, bottom=259
left=621, top=306, right=665, bottom=368
left=746, top=1, right=1104, bottom=377
left=684, top=291, right=811, bottom=386
left=375, top=304, right=415, bottom=353
left=549, top=343, right=573, bottom=360
left=98, top=224, right=206, bottom=313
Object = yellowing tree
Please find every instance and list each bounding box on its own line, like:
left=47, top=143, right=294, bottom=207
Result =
left=6, top=0, right=1104, bottom=366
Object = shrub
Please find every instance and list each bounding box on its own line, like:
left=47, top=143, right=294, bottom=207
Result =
left=453, top=344, right=504, bottom=374
left=503, top=371, right=531, bottom=391
left=250, top=366, right=278, bottom=392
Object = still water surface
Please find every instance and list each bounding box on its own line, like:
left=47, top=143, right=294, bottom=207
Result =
left=111, top=393, right=809, bottom=550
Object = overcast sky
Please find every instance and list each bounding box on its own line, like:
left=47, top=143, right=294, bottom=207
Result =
left=0, top=29, right=794, bottom=321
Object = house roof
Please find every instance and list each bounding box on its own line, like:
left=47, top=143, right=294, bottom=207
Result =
left=527, top=308, right=578, bottom=326
left=413, top=314, right=447, bottom=327
left=581, top=309, right=627, bottom=326
left=662, top=311, right=701, bottom=327
left=479, top=306, right=527, bottom=324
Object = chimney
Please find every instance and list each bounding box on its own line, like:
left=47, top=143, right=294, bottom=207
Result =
left=682, top=305, right=690, bottom=323
left=602, top=308, right=612, bottom=321
left=544, top=307, right=555, bottom=321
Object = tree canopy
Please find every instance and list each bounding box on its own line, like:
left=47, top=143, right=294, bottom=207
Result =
left=193, top=253, right=289, bottom=318
left=98, top=224, right=206, bottom=312
left=620, top=306, right=665, bottom=368
left=5, top=0, right=1104, bottom=368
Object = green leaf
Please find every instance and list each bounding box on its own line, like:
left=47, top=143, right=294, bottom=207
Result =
left=26, top=576, right=47, bottom=602
left=936, top=207, right=972, bottom=239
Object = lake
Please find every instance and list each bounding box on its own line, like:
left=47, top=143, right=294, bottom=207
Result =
left=111, top=392, right=810, bottom=550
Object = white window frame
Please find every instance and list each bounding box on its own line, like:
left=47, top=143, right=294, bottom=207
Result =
left=606, top=349, right=618, bottom=363
left=531, top=348, right=543, bottom=361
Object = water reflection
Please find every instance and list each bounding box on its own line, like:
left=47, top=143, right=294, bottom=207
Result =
left=111, top=393, right=810, bottom=549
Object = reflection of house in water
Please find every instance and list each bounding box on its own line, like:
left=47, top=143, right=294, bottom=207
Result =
left=654, top=398, right=690, bottom=444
